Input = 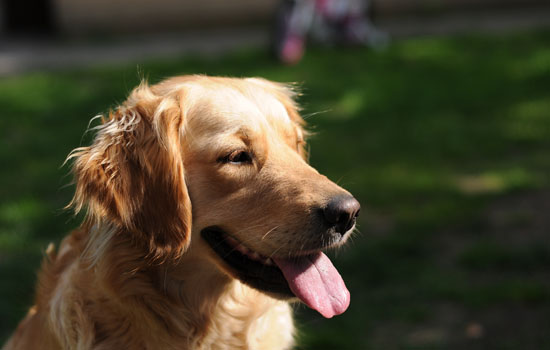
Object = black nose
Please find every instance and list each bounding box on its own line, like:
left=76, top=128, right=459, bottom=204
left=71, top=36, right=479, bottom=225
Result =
left=323, top=195, right=361, bottom=235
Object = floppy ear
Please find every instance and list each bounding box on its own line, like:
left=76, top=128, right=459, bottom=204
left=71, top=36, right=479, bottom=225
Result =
left=68, top=83, right=191, bottom=261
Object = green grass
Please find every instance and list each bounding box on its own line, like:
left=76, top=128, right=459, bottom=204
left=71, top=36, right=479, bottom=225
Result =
left=1, top=30, right=550, bottom=349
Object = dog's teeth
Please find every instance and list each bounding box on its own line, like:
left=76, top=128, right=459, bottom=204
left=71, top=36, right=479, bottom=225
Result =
left=249, top=251, right=261, bottom=261
left=225, top=235, right=239, bottom=247
left=236, top=245, right=249, bottom=255
left=225, top=235, right=270, bottom=263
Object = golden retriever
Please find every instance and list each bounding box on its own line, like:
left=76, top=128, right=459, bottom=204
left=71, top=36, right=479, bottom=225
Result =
left=3, top=75, right=360, bottom=350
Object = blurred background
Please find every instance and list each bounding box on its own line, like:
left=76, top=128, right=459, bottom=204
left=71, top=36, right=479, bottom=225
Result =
left=1, top=0, right=550, bottom=349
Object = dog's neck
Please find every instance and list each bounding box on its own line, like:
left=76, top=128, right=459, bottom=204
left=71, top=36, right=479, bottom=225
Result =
left=156, top=243, right=295, bottom=350
left=83, top=227, right=295, bottom=349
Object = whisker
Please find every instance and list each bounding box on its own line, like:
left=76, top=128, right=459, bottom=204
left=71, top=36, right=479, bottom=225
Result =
left=267, top=245, right=285, bottom=260
left=261, top=226, right=280, bottom=240
left=232, top=223, right=266, bottom=235
left=302, top=109, right=330, bottom=121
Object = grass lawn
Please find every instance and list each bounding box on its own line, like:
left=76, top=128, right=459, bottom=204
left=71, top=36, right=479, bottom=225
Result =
left=1, top=30, right=550, bottom=349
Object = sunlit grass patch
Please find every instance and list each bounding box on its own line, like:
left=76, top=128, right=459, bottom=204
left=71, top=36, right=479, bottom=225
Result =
left=454, top=168, right=541, bottom=195
left=504, top=98, right=550, bottom=142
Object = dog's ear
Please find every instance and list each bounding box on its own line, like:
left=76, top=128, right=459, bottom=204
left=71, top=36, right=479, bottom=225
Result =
left=68, top=83, right=191, bottom=261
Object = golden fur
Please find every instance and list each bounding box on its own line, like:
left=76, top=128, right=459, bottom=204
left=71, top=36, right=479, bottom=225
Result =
left=4, top=75, right=355, bottom=350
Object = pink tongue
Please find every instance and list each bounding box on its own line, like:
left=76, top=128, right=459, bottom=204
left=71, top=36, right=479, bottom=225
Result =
left=273, top=252, right=350, bottom=318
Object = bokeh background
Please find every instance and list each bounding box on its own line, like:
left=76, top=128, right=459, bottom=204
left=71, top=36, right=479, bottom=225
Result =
left=1, top=1, right=550, bottom=349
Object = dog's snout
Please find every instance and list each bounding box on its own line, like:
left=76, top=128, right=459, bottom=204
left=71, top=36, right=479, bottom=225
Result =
left=323, top=195, right=361, bottom=235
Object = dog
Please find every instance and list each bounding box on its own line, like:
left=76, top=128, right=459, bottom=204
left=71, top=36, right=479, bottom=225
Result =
left=3, top=75, right=360, bottom=350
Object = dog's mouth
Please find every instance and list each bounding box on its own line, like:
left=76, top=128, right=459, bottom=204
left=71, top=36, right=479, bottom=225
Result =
left=201, top=226, right=350, bottom=318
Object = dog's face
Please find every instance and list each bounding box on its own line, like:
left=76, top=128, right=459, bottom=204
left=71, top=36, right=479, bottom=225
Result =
left=71, top=76, right=359, bottom=318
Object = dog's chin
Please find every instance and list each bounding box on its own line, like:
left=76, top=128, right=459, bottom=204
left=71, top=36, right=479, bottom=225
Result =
left=200, top=226, right=295, bottom=300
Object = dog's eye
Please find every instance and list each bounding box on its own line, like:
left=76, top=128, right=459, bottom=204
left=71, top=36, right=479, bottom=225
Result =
left=219, top=150, right=253, bottom=165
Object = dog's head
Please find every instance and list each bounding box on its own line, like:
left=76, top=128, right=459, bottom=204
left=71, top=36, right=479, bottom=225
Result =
left=70, top=75, right=360, bottom=318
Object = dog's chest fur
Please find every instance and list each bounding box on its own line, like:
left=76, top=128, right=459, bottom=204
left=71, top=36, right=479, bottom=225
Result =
left=21, top=230, right=295, bottom=350
left=196, top=283, right=294, bottom=350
